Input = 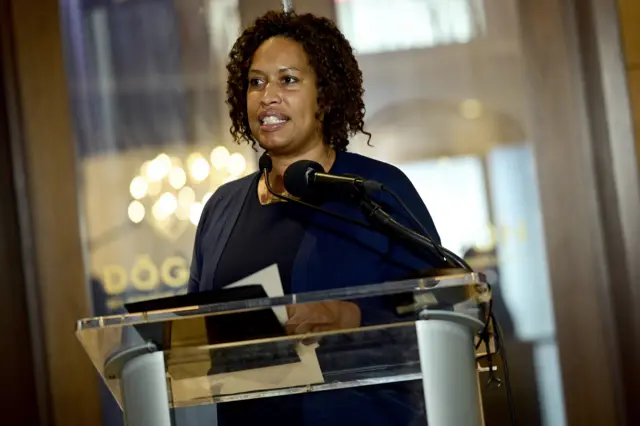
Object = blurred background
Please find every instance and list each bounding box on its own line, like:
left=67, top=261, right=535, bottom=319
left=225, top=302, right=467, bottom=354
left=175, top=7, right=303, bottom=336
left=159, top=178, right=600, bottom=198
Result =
left=1, top=0, right=639, bottom=425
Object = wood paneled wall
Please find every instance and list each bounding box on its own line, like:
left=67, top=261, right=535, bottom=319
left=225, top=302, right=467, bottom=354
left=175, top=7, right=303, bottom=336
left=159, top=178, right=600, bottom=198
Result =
left=619, top=0, right=640, bottom=165
left=4, top=0, right=101, bottom=425
left=0, top=3, right=42, bottom=423
left=519, top=0, right=640, bottom=424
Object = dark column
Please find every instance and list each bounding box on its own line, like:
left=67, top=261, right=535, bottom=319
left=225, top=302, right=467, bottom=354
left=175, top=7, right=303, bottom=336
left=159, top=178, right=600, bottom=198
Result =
left=1, top=0, right=102, bottom=425
left=0, top=4, right=43, bottom=425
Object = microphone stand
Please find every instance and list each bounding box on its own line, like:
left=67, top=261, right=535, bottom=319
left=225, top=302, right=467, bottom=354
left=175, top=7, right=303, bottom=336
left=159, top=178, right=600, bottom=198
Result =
left=265, top=150, right=514, bottom=424
left=266, top=153, right=514, bottom=424
left=353, top=188, right=515, bottom=424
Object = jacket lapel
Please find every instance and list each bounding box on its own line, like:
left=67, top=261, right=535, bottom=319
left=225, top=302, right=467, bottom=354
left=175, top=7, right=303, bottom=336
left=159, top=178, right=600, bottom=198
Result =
left=204, top=173, right=257, bottom=291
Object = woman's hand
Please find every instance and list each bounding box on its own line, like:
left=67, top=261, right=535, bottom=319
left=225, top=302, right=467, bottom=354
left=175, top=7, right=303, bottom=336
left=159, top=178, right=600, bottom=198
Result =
left=285, top=301, right=361, bottom=335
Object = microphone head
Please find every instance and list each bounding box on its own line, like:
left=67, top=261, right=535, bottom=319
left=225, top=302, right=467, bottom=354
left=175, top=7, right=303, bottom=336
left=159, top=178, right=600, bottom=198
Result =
left=258, top=152, right=272, bottom=173
left=283, top=160, right=324, bottom=199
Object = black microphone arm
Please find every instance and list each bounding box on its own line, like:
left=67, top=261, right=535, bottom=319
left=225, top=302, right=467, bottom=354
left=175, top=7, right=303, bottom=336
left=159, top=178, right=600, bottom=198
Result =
left=355, top=192, right=472, bottom=272
left=312, top=171, right=383, bottom=193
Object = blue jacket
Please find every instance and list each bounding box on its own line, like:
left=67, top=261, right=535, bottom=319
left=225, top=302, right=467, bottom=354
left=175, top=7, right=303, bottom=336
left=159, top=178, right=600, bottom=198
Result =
left=189, top=151, right=440, bottom=294
left=188, top=151, right=440, bottom=426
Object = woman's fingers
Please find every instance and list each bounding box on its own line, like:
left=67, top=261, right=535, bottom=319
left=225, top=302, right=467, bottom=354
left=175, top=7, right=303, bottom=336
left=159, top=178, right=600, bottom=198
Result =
left=284, top=301, right=361, bottom=336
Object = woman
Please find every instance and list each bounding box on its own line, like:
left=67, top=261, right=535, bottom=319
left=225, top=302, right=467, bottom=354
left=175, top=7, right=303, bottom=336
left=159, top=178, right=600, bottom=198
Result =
left=188, top=10, right=440, bottom=426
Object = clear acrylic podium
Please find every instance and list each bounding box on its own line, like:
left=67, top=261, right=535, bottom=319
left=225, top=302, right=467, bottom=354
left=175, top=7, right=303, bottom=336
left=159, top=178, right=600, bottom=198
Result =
left=76, top=273, right=491, bottom=426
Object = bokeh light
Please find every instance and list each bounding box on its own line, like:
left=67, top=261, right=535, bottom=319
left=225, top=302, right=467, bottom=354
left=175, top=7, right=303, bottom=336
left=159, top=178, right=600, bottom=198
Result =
left=127, top=201, right=145, bottom=224
left=210, top=146, right=230, bottom=170
left=129, top=176, right=148, bottom=199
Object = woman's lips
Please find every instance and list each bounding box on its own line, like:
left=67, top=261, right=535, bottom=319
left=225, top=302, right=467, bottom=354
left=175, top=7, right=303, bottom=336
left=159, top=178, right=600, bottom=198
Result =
left=260, top=118, right=289, bottom=132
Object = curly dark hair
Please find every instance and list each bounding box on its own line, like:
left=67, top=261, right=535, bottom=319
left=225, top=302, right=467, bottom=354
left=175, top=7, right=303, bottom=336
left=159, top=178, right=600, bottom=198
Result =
left=226, top=11, right=370, bottom=151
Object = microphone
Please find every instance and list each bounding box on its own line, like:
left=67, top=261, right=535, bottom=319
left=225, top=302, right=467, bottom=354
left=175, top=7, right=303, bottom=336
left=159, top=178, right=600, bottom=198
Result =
left=257, top=153, right=376, bottom=230
left=283, top=160, right=383, bottom=200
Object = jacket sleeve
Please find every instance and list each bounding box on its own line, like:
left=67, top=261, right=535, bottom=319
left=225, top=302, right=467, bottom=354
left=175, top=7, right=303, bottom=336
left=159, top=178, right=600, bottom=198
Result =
left=187, top=194, right=216, bottom=294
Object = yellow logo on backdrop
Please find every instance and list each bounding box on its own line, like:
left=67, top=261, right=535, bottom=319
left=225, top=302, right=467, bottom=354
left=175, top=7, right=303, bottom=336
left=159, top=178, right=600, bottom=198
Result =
left=101, top=255, right=189, bottom=295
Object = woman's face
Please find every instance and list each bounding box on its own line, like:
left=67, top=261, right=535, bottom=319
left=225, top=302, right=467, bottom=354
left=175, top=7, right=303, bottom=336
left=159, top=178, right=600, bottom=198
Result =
left=246, top=36, right=323, bottom=156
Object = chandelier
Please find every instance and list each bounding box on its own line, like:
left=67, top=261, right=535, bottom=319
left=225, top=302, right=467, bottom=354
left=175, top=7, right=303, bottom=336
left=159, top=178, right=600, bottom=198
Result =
left=127, top=146, right=248, bottom=237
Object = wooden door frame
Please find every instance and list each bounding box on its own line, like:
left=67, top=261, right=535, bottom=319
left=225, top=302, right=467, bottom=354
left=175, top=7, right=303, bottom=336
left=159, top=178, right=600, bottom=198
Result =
left=517, top=0, right=640, bottom=424
left=1, top=0, right=101, bottom=425
left=0, top=1, right=48, bottom=424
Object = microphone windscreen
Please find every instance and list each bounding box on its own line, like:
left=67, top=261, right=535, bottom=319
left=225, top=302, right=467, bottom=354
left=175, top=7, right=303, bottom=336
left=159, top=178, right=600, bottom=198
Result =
left=258, top=153, right=272, bottom=173
left=283, top=160, right=324, bottom=199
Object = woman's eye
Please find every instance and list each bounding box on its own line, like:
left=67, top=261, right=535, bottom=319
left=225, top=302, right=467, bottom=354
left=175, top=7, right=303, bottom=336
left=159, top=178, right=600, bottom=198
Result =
left=248, top=78, right=263, bottom=87
left=282, top=75, right=298, bottom=85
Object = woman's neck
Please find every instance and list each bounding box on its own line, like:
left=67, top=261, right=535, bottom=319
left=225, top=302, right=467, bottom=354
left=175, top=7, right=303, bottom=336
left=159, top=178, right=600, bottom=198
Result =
left=267, top=144, right=335, bottom=193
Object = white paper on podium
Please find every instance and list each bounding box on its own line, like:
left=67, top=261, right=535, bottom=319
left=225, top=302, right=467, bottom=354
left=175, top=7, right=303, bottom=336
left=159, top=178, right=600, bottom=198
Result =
left=224, top=264, right=289, bottom=325
left=167, top=264, right=325, bottom=402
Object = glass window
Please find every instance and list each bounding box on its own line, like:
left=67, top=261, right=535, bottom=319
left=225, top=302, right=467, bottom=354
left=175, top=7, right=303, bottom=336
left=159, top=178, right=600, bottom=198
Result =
left=338, top=0, right=566, bottom=424
left=335, top=0, right=485, bottom=54
left=398, top=156, right=493, bottom=255
left=61, top=0, right=283, bottom=316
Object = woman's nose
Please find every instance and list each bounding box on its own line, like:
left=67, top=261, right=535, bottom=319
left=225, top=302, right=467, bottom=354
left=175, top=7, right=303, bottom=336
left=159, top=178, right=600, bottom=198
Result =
left=260, top=83, right=282, bottom=105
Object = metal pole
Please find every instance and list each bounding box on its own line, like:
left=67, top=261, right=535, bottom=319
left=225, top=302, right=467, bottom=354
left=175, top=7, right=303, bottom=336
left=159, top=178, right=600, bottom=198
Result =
left=282, top=0, right=294, bottom=13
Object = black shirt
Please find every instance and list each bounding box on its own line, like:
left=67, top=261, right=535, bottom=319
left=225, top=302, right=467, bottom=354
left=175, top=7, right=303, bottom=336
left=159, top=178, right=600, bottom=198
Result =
left=211, top=175, right=309, bottom=425
left=212, top=175, right=307, bottom=294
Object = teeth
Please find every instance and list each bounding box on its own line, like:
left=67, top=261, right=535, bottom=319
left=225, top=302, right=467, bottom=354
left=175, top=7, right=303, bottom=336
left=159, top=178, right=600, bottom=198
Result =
left=261, top=116, right=287, bottom=125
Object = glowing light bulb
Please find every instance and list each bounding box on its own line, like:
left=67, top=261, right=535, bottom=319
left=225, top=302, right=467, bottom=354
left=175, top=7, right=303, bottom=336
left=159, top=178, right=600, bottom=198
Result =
left=188, top=153, right=210, bottom=182
left=169, top=167, right=187, bottom=189
left=129, top=176, right=148, bottom=199
left=210, top=146, right=230, bottom=170
left=128, top=201, right=145, bottom=224
left=227, top=153, right=247, bottom=177
left=146, top=153, right=171, bottom=181
left=152, top=192, right=177, bottom=220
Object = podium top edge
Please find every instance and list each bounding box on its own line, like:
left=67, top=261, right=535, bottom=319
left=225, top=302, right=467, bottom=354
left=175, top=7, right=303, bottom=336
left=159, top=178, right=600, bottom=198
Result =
left=77, top=272, right=488, bottom=332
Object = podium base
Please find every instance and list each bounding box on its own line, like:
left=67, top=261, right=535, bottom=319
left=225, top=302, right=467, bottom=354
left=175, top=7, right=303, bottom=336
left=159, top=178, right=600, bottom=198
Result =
left=417, top=312, right=485, bottom=426
left=121, top=351, right=172, bottom=426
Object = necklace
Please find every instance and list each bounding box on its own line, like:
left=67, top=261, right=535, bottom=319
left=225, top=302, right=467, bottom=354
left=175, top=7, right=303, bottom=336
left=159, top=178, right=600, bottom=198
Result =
left=259, top=147, right=335, bottom=205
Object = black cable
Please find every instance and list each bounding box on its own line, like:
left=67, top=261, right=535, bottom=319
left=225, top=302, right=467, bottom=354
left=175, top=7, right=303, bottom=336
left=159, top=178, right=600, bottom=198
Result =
left=382, top=187, right=432, bottom=240
left=381, top=187, right=474, bottom=272
left=476, top=299, right=494, bottom=350
left=382, top=185, right=447, bottom=262
left=492, top=312, right=517, bottom=426
left=383, top=187, right=453, bottom=265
